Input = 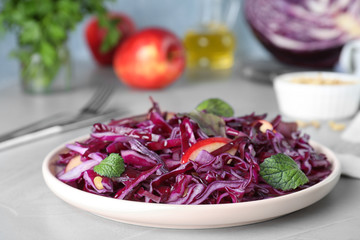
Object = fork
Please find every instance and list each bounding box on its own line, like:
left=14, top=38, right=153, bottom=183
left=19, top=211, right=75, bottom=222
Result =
left=0, top=84, right=114, bottom=141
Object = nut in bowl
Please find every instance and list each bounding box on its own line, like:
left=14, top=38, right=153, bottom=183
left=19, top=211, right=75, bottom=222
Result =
left=273, top=72, right=360, bottom=120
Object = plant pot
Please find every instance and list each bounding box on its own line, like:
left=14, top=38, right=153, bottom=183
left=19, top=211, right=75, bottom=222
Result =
left=21, top=44, right=72, bottom=94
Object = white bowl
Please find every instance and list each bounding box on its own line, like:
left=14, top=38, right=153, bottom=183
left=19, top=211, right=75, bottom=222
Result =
left=42, top=136, right=341, bottom=229
left=274, top=72, right=360, bottom=120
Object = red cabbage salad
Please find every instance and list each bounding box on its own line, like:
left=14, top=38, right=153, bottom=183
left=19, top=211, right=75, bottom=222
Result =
left=56, top=98, right=332, bottom=204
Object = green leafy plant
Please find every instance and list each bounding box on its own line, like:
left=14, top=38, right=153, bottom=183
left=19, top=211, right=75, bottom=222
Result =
left=0, top=0, right=117, bottom=93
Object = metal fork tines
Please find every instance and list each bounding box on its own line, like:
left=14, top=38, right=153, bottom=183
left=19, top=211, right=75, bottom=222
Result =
left=79, top=84, right=114, bottom=115
left=0, top=84, right=115, bottom=141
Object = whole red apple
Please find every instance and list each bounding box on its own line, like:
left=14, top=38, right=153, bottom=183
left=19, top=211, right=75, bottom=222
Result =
left=113, top=28, right=186, bottom=89
left=85, top=12, right=136, bottom=66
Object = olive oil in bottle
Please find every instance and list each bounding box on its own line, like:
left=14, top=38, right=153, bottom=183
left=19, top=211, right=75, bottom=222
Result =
left=184, top=24, right=236, bottom=71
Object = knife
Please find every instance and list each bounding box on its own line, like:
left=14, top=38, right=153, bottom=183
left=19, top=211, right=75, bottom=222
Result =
left=0, top=110, right=125, bottom=151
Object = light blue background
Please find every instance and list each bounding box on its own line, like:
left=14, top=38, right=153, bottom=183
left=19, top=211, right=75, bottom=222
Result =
left=0, top=0, right=269, bottom=88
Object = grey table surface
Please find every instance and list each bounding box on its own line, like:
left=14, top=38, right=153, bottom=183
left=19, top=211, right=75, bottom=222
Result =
left=0, top=63, right=359, bottom=240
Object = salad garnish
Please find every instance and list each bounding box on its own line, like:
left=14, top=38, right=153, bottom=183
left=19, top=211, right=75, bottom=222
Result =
left=186, top=111, right=227, bottom=137
left=94, top=153, right=125, bottom=178
left=195, top=98, right=234, bottom=117
left=260, top=153, right=309, bottom=191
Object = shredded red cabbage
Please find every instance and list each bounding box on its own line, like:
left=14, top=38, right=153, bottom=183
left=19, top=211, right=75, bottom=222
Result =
left=56, top=102, right=332, bottom=204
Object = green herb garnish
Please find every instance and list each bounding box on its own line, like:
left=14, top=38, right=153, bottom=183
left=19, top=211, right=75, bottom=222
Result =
left=196, top=98, right=234, bottom=117
left=179, top=98, right=234, bottom=137
left=187, top=110, right=227, bottom=137
left=260, top=153, right=309, bottom=191
left=94, top=153, right=125, bottom=178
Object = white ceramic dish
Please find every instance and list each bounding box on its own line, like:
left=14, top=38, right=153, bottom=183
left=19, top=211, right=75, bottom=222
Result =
left=273, top=71, right=360, bottom=120
left=42, top=137, right=341, bottom=229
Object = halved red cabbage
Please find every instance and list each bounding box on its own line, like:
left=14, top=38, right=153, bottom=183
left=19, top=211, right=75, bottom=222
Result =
left=245, top=0, right=360, bottom=67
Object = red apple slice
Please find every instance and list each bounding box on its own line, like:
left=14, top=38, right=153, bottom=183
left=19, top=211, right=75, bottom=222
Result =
left=65, top=155, right=82, bottom=173
left=181, top=137, right=237, bottom=164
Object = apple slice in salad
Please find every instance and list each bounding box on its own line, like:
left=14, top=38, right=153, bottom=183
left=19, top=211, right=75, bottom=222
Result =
left=181, top=137, right=237, bottom=164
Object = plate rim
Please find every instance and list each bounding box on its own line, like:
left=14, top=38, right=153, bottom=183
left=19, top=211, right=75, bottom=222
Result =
left=42, top=135, right=341, bottom=229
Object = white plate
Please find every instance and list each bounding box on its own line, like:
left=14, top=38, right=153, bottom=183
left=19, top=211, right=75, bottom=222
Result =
left=42, top=137, right=341, bottom=229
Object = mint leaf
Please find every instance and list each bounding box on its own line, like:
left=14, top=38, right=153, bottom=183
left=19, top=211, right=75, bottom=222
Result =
left=94, top=153, right=125, bottom=178
left=187, top=110, right=226, bottom=137
left=260, top=153, right=309, bottom=191
left=196, top=98, right=234, bottom=117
